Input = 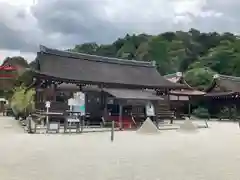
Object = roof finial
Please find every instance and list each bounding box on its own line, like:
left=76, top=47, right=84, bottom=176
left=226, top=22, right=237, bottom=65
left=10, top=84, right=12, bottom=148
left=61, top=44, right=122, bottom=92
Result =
left=40, top=45, right=46, bottom=52
left=176, top=72, right=183, bottom=77
left=213, top=74, right=219, bottom=79
left=152, top=61, right=156, bottom=66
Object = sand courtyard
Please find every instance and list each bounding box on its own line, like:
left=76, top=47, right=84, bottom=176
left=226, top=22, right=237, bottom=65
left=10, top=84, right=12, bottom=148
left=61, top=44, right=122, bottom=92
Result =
left=1, top=116, right=240, bottom=180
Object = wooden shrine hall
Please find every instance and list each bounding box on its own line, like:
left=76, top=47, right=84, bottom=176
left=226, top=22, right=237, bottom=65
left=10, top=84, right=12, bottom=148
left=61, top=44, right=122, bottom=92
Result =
left=205, top=74, right=240, bottom=120
left=27, top=45, right=188, bottom=130
left=164, top=72, right=206, bottom=118
left=163, top=71, right=240, bottom=122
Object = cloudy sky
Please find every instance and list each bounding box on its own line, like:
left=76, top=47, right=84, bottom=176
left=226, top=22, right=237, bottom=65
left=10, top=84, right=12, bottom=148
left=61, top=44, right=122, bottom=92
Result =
left=0, top=0, right=239, bottom=63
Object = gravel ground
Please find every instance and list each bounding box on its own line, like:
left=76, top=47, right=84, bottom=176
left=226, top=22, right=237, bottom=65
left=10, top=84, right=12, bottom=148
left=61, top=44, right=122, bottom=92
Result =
left=1, top=116, right=240, bottom=180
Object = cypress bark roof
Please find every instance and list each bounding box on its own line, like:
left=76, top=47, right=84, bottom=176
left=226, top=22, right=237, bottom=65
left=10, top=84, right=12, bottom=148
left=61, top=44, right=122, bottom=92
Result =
left=205, top=74, right=240, bottom=97
left=33, top=45, right=185, bottom=89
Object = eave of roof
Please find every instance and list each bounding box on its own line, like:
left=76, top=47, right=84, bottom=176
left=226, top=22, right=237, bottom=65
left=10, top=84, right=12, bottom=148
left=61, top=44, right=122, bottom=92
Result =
left=170, top=89, right=206, bottom=96
left=218, top=74, right=240, bottom=82
left=205, top=91, right=236, bottom=97
left=32, top=70, right=186, bottom=89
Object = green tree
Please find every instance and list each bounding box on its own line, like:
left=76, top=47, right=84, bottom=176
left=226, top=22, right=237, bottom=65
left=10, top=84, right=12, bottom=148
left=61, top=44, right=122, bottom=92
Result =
left=10, top=86, right=35, bottom=118
left=184, top=67, right=216, bottom=90
left=70, top=43, right=99, bottom=54
left=66, top=29, right=240, bottom=83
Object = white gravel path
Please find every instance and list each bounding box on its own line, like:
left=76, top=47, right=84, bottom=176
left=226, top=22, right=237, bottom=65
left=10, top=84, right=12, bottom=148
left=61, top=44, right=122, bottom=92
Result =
left=1, top=117, right=240, bottom=180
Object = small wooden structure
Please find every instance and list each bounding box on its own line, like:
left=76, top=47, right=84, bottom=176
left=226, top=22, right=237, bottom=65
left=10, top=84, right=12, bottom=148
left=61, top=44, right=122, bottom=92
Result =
left=204, top=74, right=240, bottom=120
left=164, top=72, right=206, bottom=118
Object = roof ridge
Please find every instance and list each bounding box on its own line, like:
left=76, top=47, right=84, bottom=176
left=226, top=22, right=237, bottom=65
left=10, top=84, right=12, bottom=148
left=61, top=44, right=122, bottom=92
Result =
left=164, top=73, right=177, bottom=78
left=164, top=72, right=183, bottom=78
left=39, top=45, right=155, bottom=67
left=219, top=74, right=240, bottom=78
left=218, top=74, right=240, bottom=80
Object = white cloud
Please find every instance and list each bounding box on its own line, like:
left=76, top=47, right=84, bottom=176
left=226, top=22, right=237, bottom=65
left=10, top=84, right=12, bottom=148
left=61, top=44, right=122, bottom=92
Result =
left=172, top=0, right=207, bottom=16
left=0, top=0, right=34, bottom=6
left=199, top=10, right=223, bottom=18
left=173, top=15, right=192, bottom=24
left=101, top=0, right=207, bottom=24
left=0, top=0, right=239, bottom=62
left=0, top=50, right=35, bottom=64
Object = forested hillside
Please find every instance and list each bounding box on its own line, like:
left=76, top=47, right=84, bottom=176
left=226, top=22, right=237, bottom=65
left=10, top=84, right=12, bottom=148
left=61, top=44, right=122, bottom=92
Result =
left=1, top=29, right=240, bottom=91
left=68, top=29, right=240, bottom=90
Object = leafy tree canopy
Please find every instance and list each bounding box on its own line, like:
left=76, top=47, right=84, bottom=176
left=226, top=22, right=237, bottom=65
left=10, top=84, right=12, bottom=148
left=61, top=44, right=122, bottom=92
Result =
left=69, top=29, right=240, bottom=89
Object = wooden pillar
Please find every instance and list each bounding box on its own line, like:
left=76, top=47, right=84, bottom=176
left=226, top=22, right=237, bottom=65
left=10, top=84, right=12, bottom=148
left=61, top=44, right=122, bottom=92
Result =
left=51, top=84, right=56, bottom=102
left=111, top=120, right=114, bottom=142
left=166, top=89, right=170, bottom=103
left=152, top=100, right=157, bottom=124
left=188, top=97, right=191, bottom=118
left=99, top=85, right=105, bottom=111
left=228, top=104, right=232, bottom=120
left=176, top=95, right=180, bottom=119
left=119, top=101, right=123, bottom=130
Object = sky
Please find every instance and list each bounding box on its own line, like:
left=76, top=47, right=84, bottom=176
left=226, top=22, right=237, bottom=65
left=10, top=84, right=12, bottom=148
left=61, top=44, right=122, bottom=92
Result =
left=0, top=0, right=239, bottom=63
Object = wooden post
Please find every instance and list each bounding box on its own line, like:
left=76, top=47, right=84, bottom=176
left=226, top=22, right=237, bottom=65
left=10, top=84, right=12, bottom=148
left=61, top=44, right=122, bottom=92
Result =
left=238, top=117, right=240, bottom=128
left=205, top=115, right=209, bottom=128
left=27, top=115, right=32, bottom=133
left=188, top=98, right=191, bottom=119
left=111, top=120, right=114, bottom=142
left=152, top=101, right=158, bottom=127
left=119, top=103, right=123, bottom=130
left=81, top=115, right=84, bottom=133
left=228, top=104, right=232, bottom=121
left=46, top=107, right=49, bottom=125
left=45, top=101, right=51, bottom=133
left=100, top=85, right=105, bottom=111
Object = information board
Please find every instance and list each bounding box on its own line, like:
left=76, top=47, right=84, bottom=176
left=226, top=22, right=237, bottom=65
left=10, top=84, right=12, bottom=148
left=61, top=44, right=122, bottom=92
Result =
left=68, top=92, right=85, bottom=116
left=146, top=102, right=155, bottom=116
left=45, top=101, right=51, bottom=108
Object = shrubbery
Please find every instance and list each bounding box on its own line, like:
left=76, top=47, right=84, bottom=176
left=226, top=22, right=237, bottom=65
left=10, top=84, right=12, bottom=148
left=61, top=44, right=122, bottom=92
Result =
left=10, top=86, right=35, bottom=119
left=192, top=107, right=210, bottom=119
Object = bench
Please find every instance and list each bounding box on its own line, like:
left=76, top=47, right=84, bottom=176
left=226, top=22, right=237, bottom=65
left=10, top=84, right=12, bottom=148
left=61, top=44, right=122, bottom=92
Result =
left=44, top=112, right=64, bottom=133
left=30, top=111, right=63, bottom=134
left=64, top=112, right=81, bottom=133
